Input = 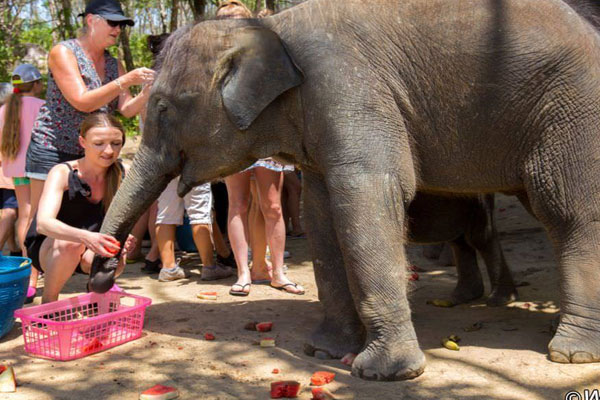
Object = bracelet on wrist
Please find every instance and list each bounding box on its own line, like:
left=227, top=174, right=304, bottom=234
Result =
left=114, top=78, right=125, bottom=92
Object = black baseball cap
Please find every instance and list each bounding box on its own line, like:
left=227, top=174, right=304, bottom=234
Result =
left=78, top=0, right=135, bottom=26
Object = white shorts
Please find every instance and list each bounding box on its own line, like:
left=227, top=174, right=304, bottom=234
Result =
left=156, top=178, right=212, bottom=225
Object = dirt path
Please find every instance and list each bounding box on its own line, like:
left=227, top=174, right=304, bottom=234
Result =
left=1, top=194, right=598, bottom=399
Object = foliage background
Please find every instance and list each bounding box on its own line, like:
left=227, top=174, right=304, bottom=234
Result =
left=0, top=0, right=300, bottom=135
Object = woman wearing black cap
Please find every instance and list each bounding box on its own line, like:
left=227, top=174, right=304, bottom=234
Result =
left=25, top=0, right=155, bottom=221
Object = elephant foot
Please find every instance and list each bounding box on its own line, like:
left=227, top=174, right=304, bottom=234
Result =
left=486, top=285, right=518, bottom=307
left=548, top=314, right=600, bottom=363
left=352, top=339, right=426, bottom=381
left=304, top=320, right=364, bottom=360
left=450, top=280, right=484, bottom=304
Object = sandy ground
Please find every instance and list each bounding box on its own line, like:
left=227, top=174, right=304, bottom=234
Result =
left=1, top=192, right=599, bottom=399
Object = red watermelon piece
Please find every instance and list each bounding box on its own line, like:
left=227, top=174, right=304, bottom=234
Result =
left=310, top=371, right=335, bottom=386
left=140, top=384, right=179, bottom=400
left=256, top=322, right=273, bottom=332
left=270, top=381, right=301, bottom=398
left=82, top=337, right=103, bottom=353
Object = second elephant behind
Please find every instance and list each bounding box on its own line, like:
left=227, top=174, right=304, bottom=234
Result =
left=407, top=193, right=518, bottom=307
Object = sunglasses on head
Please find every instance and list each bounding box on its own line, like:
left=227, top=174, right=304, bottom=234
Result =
left=106, top=19, right=127, bottom=28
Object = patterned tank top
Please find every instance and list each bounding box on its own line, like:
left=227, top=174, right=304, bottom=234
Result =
left=30, top=39, right=119, bottom=155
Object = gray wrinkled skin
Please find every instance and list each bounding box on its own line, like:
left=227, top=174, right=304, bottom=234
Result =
left=93, top=0, right=600, bottom=380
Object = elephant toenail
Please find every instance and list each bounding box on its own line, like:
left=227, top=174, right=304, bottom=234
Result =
left=571, top=352, right=594, bottom=363
left=549, top=350, right=570, bottom=363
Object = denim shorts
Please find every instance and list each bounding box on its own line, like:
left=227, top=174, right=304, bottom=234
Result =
left=0, top=189, right=17, bottom=209
left=25, top=143, right=80, bottom=180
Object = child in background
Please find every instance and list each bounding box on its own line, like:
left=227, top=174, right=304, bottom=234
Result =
left=0, top=83, right=20, bottom=262
left=0, top=64, right=45, bottom=303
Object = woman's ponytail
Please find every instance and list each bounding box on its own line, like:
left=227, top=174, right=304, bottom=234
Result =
left=0, top=82, right=34, bottom=160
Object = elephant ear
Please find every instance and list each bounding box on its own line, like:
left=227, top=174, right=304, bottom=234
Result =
left=215, top=26, right=304, bottom=130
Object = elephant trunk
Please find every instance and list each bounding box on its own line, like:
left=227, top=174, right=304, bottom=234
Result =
left=89, top=144, right=179, bottom=292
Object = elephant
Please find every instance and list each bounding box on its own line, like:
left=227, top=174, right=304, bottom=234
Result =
left=90, top=0, right=600, bottom=380
left=407, top=193, right=517, bottom=307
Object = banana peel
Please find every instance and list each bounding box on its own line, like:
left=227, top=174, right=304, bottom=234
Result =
left=442, top=337, right=460, bottom=351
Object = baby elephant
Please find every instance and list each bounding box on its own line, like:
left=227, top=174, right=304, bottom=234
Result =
left=407, top=194, right=518, bottom=306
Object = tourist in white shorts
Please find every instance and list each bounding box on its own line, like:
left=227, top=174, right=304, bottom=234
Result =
left=155, top=177, right=232, bottom=281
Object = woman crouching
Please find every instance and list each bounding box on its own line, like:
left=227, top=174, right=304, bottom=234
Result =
left=25, top=113, right=135, bottom=303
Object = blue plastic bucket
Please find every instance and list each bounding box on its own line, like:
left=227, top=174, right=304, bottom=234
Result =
left=0, top=256, right=32, bottom=339
left=176, top=214, right=197, bottom=252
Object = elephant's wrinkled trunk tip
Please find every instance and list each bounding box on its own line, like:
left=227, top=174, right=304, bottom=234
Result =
left=177, top=179, right=192, bottom=197
left=89, top=257, right=119, bottom=293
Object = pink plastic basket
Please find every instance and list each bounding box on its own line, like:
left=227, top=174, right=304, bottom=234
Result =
left=14, top=291, right=151, bottom=361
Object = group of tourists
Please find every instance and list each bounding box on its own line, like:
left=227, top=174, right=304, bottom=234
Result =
left=0, top=0, right=305, bottom=305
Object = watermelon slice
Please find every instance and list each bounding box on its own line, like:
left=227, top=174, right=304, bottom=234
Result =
left=256, top=322, right=273, bottom=332
left=140, top=384, right=179, bottom=400
left=310, top=371, right=335, bottom=386
left=82, top=337, right=103, bottom=353
left=270, top=381, right=301, bottom=398
left=197, top=292, right=218, bottom=300
left=0, top=365, right=16, bottom=393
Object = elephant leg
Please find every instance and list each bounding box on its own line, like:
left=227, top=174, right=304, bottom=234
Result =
left=328, top=172, right=425, bottom=381
left=449, top=236, right=484, bottom=304
left=302, top=171, right=365, bottom=359
left=438, top=242, right=455, bottom=266
left=466, top=195, right=518, bottom=306
left=524, top=151, right=600, bottom=363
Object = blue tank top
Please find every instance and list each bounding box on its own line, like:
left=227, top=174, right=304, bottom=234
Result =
left=30, top=39, right=119, bottom=155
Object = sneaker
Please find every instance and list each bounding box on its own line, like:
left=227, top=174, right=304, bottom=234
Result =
left=201, top=264, right=234, bottom=281
left=216, top=253, right=237, bottom=269
left=158, top=264, right=186, bottom=282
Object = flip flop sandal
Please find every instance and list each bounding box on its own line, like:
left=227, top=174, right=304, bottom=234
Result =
left=229, top=283, right=251, bottom=296
left=271, top=282, right=305, bottom=295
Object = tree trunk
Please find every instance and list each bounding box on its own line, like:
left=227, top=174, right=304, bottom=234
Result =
left=47, top=0, right=61, bottom=42
left=120, top=0, right=135, bottom=71
left=170, top=0, right=179, bottom=32
left=188, top=0, right=205, bottom=21
left=119, top=30, right=135, bottom=71
left=265, top=0, right=275, bottom=11
left=158, top=0, right=168, bottom=33
left=59, top=0, right=75, bottom=40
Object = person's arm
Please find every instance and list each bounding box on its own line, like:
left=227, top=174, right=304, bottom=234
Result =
left=36, top=164, right=119, bottom=257
left=116, top=62, right=153, bottom=118
left=49, top=44, right=153, bottom=114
